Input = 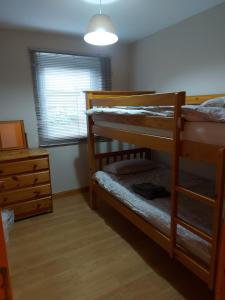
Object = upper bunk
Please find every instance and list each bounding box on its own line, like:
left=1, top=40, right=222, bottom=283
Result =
left=86, top=91, right=225, bottom=164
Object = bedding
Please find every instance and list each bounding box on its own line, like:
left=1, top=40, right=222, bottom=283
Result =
left=132, top=182, right=170, bottom=200
left=94, top=163, right=215, bottom=265
left=87, top=105, right=225, bottom=122
left=200, top=96, right=225, bottom=108
left=103, top=158, right=157, bottom=175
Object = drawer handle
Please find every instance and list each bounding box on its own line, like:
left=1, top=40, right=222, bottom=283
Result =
left=12, top=175, right=18, bottom=181
left=3, top=197, right=7, bottom=202
left=33, top=178, right=38, bottom=184
left=33, top=164, right=37, bottom=170
left=37, top=203, right=41, bottom=209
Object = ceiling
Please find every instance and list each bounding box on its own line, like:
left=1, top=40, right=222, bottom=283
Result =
left=0, top=0, right=224, bottom=43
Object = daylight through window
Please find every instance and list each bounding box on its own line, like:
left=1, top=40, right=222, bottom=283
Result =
left=31, top=51, right=111, bottom=146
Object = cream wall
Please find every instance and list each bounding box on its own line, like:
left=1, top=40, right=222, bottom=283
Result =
left=2, top=3, right=224, bottom=192
left=0, top=29, right=130, bottom=193
left=129, top=3, right=225, bottom=178
left=130, top=3, right=225, bottom=95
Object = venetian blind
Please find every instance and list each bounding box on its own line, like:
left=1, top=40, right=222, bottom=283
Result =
left=31, top=50, right=111, bottom=146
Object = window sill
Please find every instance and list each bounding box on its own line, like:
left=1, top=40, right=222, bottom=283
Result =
left=39, top=136, right=111, bottom=148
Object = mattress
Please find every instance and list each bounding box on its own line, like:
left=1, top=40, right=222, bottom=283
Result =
left=87, top=105, right=225, bottom=122
left=94, top=120, right=225, bottom=146
left=94, top=164, right=215, bottom=265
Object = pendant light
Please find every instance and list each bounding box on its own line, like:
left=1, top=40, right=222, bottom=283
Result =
left=84, top=0, right=118, bottom=46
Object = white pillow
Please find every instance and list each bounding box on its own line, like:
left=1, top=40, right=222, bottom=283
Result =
left=103, top=159, right=157, bottom=175
left=201, top=96, right=225, bottom=108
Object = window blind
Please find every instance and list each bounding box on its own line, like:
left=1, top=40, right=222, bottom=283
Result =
left=31, top=50, right=111, bottom=147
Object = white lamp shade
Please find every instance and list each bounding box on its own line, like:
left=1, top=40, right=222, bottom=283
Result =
left=84, top=14, right=118, bottom=46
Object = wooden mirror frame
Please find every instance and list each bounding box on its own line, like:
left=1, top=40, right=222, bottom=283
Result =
left=0, top=120, right=27, bottom=150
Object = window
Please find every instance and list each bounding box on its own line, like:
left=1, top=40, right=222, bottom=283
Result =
left=31, top=51, right=111, bottom=146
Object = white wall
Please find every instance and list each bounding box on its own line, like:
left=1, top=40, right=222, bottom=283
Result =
left=130, top=3, right=225, bottom=95
left=0, top=29, right=130, bottom=193
left=129, top=3, right=225, bottom=178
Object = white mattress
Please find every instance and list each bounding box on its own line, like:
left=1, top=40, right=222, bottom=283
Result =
left=94, top=164, right=215, bottom=265
left=95, top=120, right=225, bottom=146
left=87, top=105, right=225, bottom=122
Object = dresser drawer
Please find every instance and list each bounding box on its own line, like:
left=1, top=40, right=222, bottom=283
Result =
left=0, top=158, right=49, bottom=176
left=0, top=184, right=51, bottom=206
left=12, top=197, right=52, bottom=220
left=0, top=171, right=50, bottom=191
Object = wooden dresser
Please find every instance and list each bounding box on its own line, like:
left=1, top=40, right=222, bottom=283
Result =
left=0, top=148, right=52, bottom=220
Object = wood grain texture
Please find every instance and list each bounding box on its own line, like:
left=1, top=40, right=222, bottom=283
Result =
left=0, top=120, right=27, bottom=150
left=11, top=197, right=52, bottom=220
left=91, top=93, right=178, bottom=107
left=0, top=184, right=51, bottom=206
left=186, top=94, right=225, bottom=104
left=0, top=149, right=53, bottom=220
left=86, top=90, right=225, bottom=290
left=170, top=91, right=185, bottom=257
left=0, top=171, right=50, bottom=191
left=93, top=114, right=174, bottom=130
left=0, top=157, right=49, bottom=176
left=7, top=193, right=212, bottom=300
left=0, top=149, right=48, bottom=162
left=93, top=125, right=173, bottom=153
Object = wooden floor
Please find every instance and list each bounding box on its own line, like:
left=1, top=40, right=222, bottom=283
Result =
left=7, top=193, right=213, bottom=300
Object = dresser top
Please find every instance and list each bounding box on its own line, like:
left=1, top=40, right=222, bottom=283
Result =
left=0, top=148, right=48, bottom=162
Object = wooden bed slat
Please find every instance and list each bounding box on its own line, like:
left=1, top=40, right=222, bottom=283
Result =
left=94, top=148, right=148, bottom=160
left=93, top=114, right=174, bottom=130
left=93, top=125, right=173, bottom=153
left=175, top=217, right=213, bottom=243
left=91, top=92, right=180, bottom=107
left=85, top=90, right=155, bottom=97
left=186, top=94, right=225, bottom=105
left=176, top=186, right=215, bottom=206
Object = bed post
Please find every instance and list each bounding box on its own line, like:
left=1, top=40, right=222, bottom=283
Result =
left=210, top=148, right=225, bottom=289
left=215, top=216, right=225, bottom=299
left=86, top=91, right=97, bottom=209
left=170, top=91, right=186, bottom=257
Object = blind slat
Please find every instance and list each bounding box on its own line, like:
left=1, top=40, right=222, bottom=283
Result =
left=31, top=50, right=111, bottom=147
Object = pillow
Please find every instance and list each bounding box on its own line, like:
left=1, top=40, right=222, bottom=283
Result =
left=103, top=159, right=157, bottom=175
left=200, top=96, right=225, bottom=108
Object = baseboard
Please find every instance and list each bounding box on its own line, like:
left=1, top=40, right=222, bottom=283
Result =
left=53, top=186, right=89, bottom=199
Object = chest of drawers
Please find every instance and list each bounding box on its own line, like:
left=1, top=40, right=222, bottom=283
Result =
left=0, top=149, right=53, bottom=220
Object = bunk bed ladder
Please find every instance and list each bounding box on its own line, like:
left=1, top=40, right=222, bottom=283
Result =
left=86, top=92, right=97, bottom=209
left=170, top=91, right=185, bottom=259
left=171, top=146, right=225, bottom=288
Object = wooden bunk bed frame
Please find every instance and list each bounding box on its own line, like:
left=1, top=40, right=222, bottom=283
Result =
left=85, top=90, right=225, bottom=291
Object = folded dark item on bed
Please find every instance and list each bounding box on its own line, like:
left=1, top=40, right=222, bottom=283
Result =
left=132, top=182, right=170, bottom=200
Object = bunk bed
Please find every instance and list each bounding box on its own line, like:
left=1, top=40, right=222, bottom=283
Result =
left=85, top=90, right=225, bottom=291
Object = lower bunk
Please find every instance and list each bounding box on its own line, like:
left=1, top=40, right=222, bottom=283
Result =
left=90, top=148, right=221, bottom=289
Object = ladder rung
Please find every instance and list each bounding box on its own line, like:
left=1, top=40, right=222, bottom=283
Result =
left=176, top=186, right=215, bottom=206
left=174, top=246, right=210, bottom=284
left=175, top=217, right=213, bottom=243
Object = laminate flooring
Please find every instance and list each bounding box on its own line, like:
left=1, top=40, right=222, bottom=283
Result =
left=7, top=193, right=213, bottom=300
